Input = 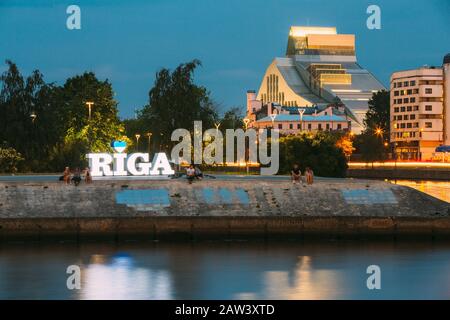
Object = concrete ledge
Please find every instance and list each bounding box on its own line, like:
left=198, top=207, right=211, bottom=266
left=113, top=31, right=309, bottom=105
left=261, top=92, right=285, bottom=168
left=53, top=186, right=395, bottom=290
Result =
left=1, top=216, right=450, bottom=242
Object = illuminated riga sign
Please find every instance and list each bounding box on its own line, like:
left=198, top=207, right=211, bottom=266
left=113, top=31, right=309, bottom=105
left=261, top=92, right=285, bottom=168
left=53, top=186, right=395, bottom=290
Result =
left=86, top=141, right=174, bottom=177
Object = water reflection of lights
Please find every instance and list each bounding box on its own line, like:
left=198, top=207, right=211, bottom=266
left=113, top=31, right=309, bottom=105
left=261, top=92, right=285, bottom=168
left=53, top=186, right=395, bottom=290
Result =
left=79, top=254, right=173, bottom=300
left=389, top=180, right=450, bottom=203
left=235, top=256, right=343, bottom=300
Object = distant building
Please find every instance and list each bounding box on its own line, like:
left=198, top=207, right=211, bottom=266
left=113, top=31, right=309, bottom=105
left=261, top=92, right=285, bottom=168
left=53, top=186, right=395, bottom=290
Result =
left=254, top=26, right=385, bottom=134
left=390, top=54, right=450, bottom=161
left=246, top=90, right=350, bottom=135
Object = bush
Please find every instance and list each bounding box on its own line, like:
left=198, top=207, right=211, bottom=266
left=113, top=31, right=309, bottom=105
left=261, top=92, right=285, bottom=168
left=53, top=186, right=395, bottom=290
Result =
left=0, top=147, right=24, bottom=173
left=279, top=132, right=348, bottom=177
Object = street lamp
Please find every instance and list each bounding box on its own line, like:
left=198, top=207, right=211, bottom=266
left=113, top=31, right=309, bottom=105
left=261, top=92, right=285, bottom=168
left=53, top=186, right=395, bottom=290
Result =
left=146, top=132, right=152, bottom=155
left=214, top=122, right=221, bottom=134
left=243, top=118, right=251, bottom=130
left=299, top=108, right=305, bottom=133
left=85, top=102, right=94, bottom=121
left=135, top=133, right=141, bottom=151
left=269, top=114, right=277, bottom=129
left=30, top=112, right=37, bottom=123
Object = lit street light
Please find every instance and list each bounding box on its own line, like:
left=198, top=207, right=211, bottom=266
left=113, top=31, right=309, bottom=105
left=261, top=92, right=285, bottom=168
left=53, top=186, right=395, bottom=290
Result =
left=146, top=132, right=152, bottom=155
left=243, top=118, right=251, bottom=130
left=299, top=108, right=305, bottom=133
left=135, top=133, right=141, bottom=151
left=30, top=112, right=37, bottom=123
left=85, top=102, right=94, bottom=121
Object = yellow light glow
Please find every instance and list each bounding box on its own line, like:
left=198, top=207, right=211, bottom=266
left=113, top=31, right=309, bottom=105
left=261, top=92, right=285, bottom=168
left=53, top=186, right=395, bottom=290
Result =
left=349, top=162, right=450, bottom=168
left=331, top=89, right=362, bottom=93
left=289, top=26, right=337, bottom=37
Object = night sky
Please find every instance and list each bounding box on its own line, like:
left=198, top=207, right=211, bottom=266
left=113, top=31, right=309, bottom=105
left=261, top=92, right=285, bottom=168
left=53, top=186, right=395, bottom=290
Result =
left=1, top=0, right=449, bottom=118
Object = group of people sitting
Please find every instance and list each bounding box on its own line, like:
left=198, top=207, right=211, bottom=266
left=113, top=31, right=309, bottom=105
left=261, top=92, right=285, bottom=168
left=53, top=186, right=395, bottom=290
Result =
left=61, top=167, right=92, bottom=186
left=291, top=164, right=314, bottom=185
left=185, top=165, right=203, bottom=184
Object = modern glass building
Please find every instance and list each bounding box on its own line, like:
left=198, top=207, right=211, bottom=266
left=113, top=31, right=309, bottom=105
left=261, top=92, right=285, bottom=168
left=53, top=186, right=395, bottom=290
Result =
left=256, top=26, right=386, bottom=133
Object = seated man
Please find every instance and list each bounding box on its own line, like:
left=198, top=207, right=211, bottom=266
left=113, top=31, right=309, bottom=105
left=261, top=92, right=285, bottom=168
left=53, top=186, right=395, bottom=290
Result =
left=186, top=165, right=196, bottom=184
left=194, top=166, right=203, bottom=180
left=291, top=164, right=301, bottom=184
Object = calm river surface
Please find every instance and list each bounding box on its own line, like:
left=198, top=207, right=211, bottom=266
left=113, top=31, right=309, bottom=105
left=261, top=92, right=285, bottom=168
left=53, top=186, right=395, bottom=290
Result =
left=1, top=241, right=450, bottom=300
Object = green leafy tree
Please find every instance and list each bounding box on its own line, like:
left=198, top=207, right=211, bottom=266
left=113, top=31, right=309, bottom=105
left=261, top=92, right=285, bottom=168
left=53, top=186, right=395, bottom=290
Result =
left=0, top=60, right=63, bottom=171
left=0, top=147, right=24, bottom=173
left=139, top=60, right=219, bottom=151
left=364, top=90, right=390, bottom=140
left=279, top=132, right=348, bottom=177
left=353, top=132, right=386, bottom=162
left=219, top=107, right=244, bottom=131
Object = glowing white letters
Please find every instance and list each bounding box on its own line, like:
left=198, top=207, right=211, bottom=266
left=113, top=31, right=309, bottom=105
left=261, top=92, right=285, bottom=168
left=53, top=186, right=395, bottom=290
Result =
left=86, top=152, right=175, bottom=177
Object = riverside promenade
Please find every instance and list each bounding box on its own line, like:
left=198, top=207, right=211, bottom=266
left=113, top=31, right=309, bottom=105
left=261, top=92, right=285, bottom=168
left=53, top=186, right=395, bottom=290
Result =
left=0, top=176, right=449, bottom=241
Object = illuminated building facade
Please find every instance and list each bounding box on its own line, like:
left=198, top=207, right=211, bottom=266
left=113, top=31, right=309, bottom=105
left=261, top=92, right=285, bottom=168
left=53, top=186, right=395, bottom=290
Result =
left=246, top=91, right=350, bottom=135
left=254, top=26, right=385, bottom=133
left=390, top=54, right=450, bottom=161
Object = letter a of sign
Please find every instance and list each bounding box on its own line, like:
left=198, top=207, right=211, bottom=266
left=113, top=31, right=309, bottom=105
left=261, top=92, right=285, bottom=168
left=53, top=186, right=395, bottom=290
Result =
left=366, top=5, right=381, bottom=30
left=66, top=5, right=81, bottom=30
left=366, top=265, right=381, bottom=290
left=66, top=265, right=81, bottom=290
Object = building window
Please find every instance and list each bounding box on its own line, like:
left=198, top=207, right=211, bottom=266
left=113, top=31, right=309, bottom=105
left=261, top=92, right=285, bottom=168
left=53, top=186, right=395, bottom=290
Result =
left=414, top=105, right=419, bottom=111
left=425, top=88, right=432, bottom=94
left=425, top=105, right=432, bottom=111
left=400, top=123, right=406, bottom=128
left=394, top=107, right=399, bottom=113
left=404, top=98, right=409, bottom=103
left=410, top=114, right=415, bottom=120
left=278, top=124, right=283, bottom=129
left=404, top=115, right=409, bottom=120
left=289, top=123, right=293, bottom=129
left=410, top=80, right=416, bottom=86
left=318, top=124, right=322, bottom=130
left=326, top=123, right=330, bottom=130
left=410, top=97, right=416, bottom=103
left=407, top=89, right=412, bottom=95
left=425, top=122, right=432, bottom=128
left=393, top=83, right=397, bottom=88
left=297, top=123, right=300, bottom=129
left=413, top=89, right=419, bottom=94
left=397, top=82, right=402, bottom=88
left=401, top=107, right=406, bottom=112
left=337, top=124, right=342, bottom=130
left=407, top=123, right=412, bottom=128
left=394, top=91, right=399, bottom=96
left=403, top=81, right=409, bottom=87
left=308, top=123, right=312, bottom=130
left=397, top=115, right=402, bottom=120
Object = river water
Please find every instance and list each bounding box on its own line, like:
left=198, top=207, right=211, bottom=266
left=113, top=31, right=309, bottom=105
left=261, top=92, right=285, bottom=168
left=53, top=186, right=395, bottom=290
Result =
left=1, top=241, right=450, bottom=300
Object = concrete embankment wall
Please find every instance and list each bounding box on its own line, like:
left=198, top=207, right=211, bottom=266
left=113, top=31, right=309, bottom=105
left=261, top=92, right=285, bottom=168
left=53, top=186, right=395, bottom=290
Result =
left=0, top=178, right=449, bottom=241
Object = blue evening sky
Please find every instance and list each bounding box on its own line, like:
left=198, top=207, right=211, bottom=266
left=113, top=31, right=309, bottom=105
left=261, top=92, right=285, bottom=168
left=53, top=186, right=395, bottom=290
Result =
left=1, top=0, right=449, bottom=118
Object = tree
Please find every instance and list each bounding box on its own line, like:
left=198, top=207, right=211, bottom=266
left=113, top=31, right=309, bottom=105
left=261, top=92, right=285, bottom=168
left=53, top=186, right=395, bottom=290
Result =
left=0, top=60, right=63, bottom=171
left=353, top=131, right=386, bottom=162
left=364, top=90, right=390, bottom=140
left=220, top=107, right=244, bottom=131
left=45, top=72, right=129, bottom=170
left=279, top=132, right=348, bottom=177
left=0, top=147, right=24, bottom=173
left=139, top=60, right=219, bottom=151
